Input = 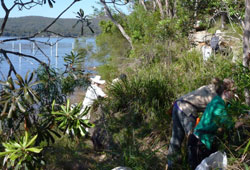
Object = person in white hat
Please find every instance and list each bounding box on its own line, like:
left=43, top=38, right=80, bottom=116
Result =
left=80, top=75, right=107, bottom=124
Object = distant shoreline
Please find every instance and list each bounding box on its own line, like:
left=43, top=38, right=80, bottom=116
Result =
left=0, top=16, right=102, bottom=37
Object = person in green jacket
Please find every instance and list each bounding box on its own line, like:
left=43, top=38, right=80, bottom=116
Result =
left=187, top=87, right=242, bottom=169
left=166, top=78, right=235, bottom=169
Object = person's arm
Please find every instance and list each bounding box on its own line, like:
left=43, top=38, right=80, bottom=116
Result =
left=213, top=102, right=234, bottom=129
left=95, top=86, right=106, bottom=98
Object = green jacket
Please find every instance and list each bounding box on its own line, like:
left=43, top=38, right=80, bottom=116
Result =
left=194, top=95, right=234, bottom=150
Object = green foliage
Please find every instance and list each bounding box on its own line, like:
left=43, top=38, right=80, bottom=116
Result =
left=155, top=19, right=177, bottom=41
left=64, top=51, right=85, bottom=68
left=232, top=63, right=250, bottom=96
left=36, top=65, right=88, bottom=108
left=51, top=99, right=94, bottom=138
left=168, top=50, right=235, bottom=96
left=36, top=67, right=65, bottom=107
left=62, top=51, right=89, bottom=94
left=107, top=65, right=174, bottom=124
left=96, top=64, right=119, bottom=81
left=99, top=20, right=118, bottom=34
left=243, top=138, right=250, bottom=155
left=93, top=20, right=130, bottom=76
left=0, top=131, right=44, bottom=169
left=0, top=72, right=41, bottom=118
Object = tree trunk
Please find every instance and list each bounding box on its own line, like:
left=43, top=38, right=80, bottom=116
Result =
left=173, top=0, right=177, bottom=18
left=153, top=1, right=156, bottom=11
left=194, top=0, right=199, bottom=19
left=165, top=0, right=170, bottom=18
left=156, top=0, right=165, bottom=19
left=243, top=0, right=250, bottom=105
left=169, top=0, right=177, bottom=18
left=139, top=0, right=147, bottom=11
left=100, top=0, right=134, bottom=50
left=221, top=12, right=227, bottom=29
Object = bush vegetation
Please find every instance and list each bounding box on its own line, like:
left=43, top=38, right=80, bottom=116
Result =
left=0, top=0, right=249, bottom=169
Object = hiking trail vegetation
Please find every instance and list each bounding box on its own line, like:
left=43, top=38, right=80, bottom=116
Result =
left=0, top=0, right=249, bottom=169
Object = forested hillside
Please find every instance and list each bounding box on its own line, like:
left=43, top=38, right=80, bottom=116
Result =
left=0, top=16, right=102, bottom=37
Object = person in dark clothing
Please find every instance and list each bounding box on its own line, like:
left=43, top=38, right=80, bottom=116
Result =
left=210, top=30, right=222, bottom=53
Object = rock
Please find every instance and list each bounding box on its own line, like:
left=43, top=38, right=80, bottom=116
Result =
left=112, top=167, right=132, bottom=170
left=189, top=31, right=212, bottom=45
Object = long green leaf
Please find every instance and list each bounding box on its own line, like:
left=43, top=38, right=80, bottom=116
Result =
left=66, top=99, right=70, bottom=112
left=26, top=135, right=38, bottom=147
left=28, top=88, right=40, bottom=103
left=244, top=163, right=249, bottom=170
left=16, top=74, right=24, bottom=87
left=23, top=131, right=29, bottom=147
left=0, top=152, right=9, bottom=156
left=7, top=77, right=14, bottom=90
left=60, top=105, right=67, bottom=114
left=1, top=101, right=9, bottom=116
left=0, top=80, right=7, bottom=86
left=7, top=104, right=14, bottom=118
left=25, top=147, right=42, bottom=153
left=243, top=138, right=250, bottom=155
left=25, top=71, right=30, bottom=84
left=12, top=142, right=21, bottom=148
left=30, top=80, right=42, bottom=87
left=52, top=100, right=56, bottom=111
left=17, top=101, right=26, bottom=113
left=28, top=71, right=34, bottom=83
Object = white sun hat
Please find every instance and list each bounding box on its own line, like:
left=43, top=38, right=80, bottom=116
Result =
left=90, top=75, right=106, bottom=84
left=215, top=30, right=222, bottom=35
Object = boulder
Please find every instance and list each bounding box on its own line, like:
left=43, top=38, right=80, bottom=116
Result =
left=189, top=31, right=212, bottom=45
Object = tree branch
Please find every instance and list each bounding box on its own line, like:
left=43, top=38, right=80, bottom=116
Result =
left=100, top=0, right=133, bottom=49
left=0, top=49, right=47, bottom=67
left=0, top=0, right=45, bottom=36
left=0, top=50, right=17, bottom=76
left=1, top=0, right=79, bottom=43
left=0, top=0, right=10, bottom=36
left=101, top=0, right=129, bottom=6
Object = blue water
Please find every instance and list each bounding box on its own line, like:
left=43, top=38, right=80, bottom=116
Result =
left=0, top=37, right=98, bottom=80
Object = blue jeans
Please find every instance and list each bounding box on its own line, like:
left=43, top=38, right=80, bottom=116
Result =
left=167, top=102, right=196, bottom=167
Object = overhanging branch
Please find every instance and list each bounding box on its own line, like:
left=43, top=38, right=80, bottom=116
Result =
left=1, top=0, right=79, bottom=43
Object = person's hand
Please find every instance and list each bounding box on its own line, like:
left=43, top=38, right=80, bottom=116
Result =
left=217, top=127, right=223, bottom=132
left=235, top=121, right=244, bottom=128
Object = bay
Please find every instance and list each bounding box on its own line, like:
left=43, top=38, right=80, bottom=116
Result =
left=0, top=37, right=98, bottom=80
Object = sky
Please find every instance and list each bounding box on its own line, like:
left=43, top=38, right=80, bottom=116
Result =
left=0, top=0, right=129, bottom=19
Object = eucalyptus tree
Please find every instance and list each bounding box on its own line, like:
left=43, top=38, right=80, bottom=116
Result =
left=100, top=0, right=134, bottom=49
left=243, top=0, right=250, bottom=105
